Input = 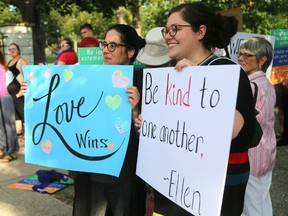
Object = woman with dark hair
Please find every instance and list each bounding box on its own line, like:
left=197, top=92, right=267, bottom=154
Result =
left=54, top=38, right=78, bottom=65
left=147, top=2, right=255, bottom=216
left=72, top=24, right=146, bottom=216
left=0, top=49, right=19, bottom=162
left=7, top=43, right=28, bottom=137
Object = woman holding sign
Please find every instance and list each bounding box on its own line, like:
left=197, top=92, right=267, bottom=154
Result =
left=17, top=24, right=147, bottom=216
left=72, top=24, right=146, bottom=216
left=135, top=2, right=255, bottom=216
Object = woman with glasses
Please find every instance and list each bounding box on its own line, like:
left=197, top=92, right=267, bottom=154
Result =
left=238, top=37, right=276, bottom=216
left=54, top=38, right=78, bottom=65
left=7, top=43, right=28, bottom=137
left=73, top=24, right=146, bottom=216
left=150, top=2, right=255, bottom=216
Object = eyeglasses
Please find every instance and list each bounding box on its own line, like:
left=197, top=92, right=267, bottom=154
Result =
left=99, top=41, right=127, bottom=52
left=8, top=48, right=17, bottom=51
left=99, top=41, right=128, bottom=52
left=59, top=44, right=68, bottom=48
left=161, top=24, right=192, bottom=38
left=236, top=52, right=256, bottom=59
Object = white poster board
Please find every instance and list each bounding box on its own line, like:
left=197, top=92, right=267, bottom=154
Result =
left=137, top=65, right=240, bottom=216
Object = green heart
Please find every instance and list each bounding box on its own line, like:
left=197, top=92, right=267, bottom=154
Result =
left=63, top=69, right=73, bottom=82
left=105, top=95, right=122, bottom=110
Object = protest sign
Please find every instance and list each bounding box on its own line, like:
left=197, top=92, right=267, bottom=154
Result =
left=270, top=29, right=288, bottom=84
left=137, top=65, right=240, bottom=215
left=78, top=47, right=104, bottom=65
left=23, top=65, right=133, bottom=177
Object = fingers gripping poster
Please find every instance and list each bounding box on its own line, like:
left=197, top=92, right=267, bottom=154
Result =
left=136, top=65, right=240, bottom=215
left=23, top=65, right=133, bottom=177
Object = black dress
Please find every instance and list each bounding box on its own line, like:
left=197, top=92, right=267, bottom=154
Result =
left=7, top=59, right=24, bottom=123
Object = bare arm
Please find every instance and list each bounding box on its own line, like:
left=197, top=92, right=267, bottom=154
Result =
left=232, top=110, right=244, bottom=139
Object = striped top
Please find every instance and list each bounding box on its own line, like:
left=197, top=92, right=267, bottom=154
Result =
left=248, top=71, right=277, bottom=177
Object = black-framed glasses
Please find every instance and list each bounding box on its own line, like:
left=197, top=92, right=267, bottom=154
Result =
left=236, top=52, right=256, bottom=59
left=99, top=41, right=127, bottom=52
left=161, top=24, right=192, bottom=38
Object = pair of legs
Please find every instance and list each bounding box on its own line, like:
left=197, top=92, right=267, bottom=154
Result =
left=73, top=172, right=131, bottom=216
left=0, top=95, right=19, bottom=162
left=242, top=172, right=273, bottom=216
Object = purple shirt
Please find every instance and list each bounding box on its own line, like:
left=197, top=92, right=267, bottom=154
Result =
left=248, top=71, right=277, bottom=177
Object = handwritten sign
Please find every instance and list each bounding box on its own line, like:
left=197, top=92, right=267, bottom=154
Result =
left=136, top=65, right=240, bottom=216
left=23, top=65, right=133, bottom=177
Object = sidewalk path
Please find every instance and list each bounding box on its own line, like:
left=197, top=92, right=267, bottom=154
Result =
left=1, top=138, right=287, bottom=216
left=0, top=138, right=73, bottom=216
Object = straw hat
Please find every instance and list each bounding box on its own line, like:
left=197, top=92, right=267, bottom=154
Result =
left=136, top=27, right=170, bottom=66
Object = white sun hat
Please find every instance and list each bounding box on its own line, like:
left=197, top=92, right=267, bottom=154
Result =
left=136, top=27, right=171, bottom=66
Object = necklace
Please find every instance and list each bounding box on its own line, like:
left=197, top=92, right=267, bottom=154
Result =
left=197, top=53, right=214, bottom=66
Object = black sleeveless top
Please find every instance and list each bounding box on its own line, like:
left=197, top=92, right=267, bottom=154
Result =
left=7, top=59, right=21, bottom=95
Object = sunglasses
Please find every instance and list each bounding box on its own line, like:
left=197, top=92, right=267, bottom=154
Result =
left=59, top=44, right=69, bottom=48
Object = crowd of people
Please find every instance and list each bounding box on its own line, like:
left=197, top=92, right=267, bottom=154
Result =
left=0, top=2, right=285, bottom=216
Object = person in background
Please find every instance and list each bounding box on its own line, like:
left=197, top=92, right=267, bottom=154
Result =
left=136, top=27, right=171, bottom=67
left=0, top=49, right=19, bottom=162
left=80, top=23, right=95, bottom=38
left=238, top=37, right=276, bottom=216
left=73, top=24, right=146, bottom=216
left=79, top=36, right=99, bottom=48
left=54, top=38, right=78, bottom=65
left=7, top=43, right=28, bottom=137
left=135, top=2, right=255, bottom=216
left=276, top=83, right=288, bottom=146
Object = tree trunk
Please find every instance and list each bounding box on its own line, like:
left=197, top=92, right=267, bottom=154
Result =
left=130, top=1, right=141, bottom=36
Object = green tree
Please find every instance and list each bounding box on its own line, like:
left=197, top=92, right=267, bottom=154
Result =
left=1, top=0, right=126, bottom=63
left=201, top=0, right=288, bottom=34
left=0, top=2, right=21, bottom=24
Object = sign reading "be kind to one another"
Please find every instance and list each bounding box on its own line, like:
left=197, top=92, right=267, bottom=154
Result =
left=136, top=65, right=240, bottom=216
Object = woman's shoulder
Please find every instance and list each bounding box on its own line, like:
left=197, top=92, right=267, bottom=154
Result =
left=19, top=57, right=29, bottom=65
left=209, top=56, right=237, bottom=65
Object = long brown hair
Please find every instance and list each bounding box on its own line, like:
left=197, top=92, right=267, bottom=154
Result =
left=0, top=49, right=8, bottom=71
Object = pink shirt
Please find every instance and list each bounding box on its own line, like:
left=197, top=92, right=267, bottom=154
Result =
left=0, top=64, right=9, bottom=96
left=248, top=71, right=276, bottom=177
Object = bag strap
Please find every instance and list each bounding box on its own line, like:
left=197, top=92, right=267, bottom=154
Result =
left=251, top=82, right=258, bottom=106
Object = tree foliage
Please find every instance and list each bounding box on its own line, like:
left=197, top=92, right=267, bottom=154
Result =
left=0, top=0, right=287, bottom=63
left=0, top=1, right=21, bottom=24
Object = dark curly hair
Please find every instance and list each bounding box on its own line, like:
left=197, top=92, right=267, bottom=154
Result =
left=169, top=2, right=238, bottom=57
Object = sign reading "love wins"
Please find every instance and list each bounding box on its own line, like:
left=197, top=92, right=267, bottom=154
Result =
left=23, top=65, right=133, bottom=177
